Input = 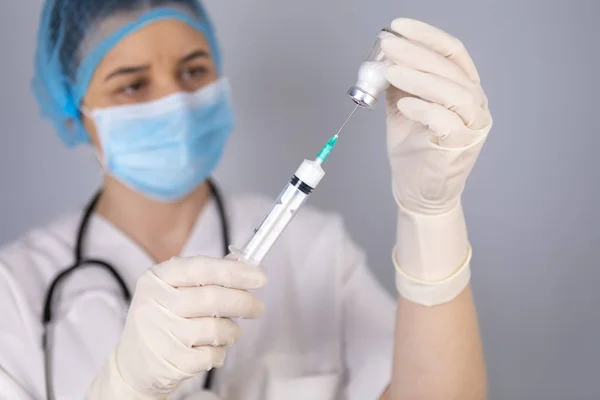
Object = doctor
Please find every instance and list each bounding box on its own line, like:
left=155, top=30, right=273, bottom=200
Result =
left=0, top=0, right=492, bottom=399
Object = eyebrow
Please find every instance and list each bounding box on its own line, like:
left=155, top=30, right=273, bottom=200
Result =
left=104, top=65, right=150, bottom=82
left=103, top=50, right=210, bottom=82
left=180, top=49, right=210, bottom=64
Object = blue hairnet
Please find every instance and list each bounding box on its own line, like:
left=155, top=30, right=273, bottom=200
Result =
left=32, top=0, right=222, bottom=147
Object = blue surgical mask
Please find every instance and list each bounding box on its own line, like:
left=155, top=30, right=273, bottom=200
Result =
left=85, top=78, right=234, bottom=202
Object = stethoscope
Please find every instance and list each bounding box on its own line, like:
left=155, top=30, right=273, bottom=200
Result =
left=41, top=179, right=230, bottom=399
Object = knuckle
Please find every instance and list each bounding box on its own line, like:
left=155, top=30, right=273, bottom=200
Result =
left=390, top=17, right=407, bottom=31
left=164, top=297, right=181, bottom=316
left=478, top=87, right=489, bottom=108
left=134, top=270, right=168, bottom=303
left=150, top=257, right=176, bottom=280
left=135, top=269, right=154, bottom=290
left=192, top=346, right=223, bottom=371
left=479, top=109, right=493, bottom=130
left=453, top=38, right=466, bottom=53
left=168, top=344, right=197, bottom=374
left=449, top=92, right=477, bottom=120
left=157, top=287, right=187, bottom=316
left=247, top=268, right=268, bottom=288
left=182, top=318, right=208, bottom=347
left=230, top=321, right=243, bottom=343
left=210, top=347, right=227, bottom=368
left=218, top=318, right=242, bottom=345
left=212, top=318, right=240, bottom=346
left=431, top=119, right=453, bottom=138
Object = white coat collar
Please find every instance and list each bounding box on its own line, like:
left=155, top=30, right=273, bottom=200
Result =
left=79, top=196, right=223, bottom=288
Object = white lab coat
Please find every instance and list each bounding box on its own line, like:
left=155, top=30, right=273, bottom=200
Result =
left=0, top=192, right=396, bottom=400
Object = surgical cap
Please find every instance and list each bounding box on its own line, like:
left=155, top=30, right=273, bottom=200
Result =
left=32, top=0, right=222, bottom=147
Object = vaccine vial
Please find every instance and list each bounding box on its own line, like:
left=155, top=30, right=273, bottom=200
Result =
left=348, top=28, right=405, bottom=110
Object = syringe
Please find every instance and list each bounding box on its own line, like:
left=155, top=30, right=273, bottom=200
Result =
left=230, top=27, right=399, bottom=265
left=229, top=134, right=340, bottom=266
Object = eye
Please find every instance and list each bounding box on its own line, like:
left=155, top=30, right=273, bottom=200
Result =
left=119, top=79, right=148, bottom=95
left=182, top=66, right=208, bottom=80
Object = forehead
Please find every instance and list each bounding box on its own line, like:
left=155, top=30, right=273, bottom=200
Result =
left=72, top=6, right=219, bottom=102
left=98, top=19, right=211, bottom=68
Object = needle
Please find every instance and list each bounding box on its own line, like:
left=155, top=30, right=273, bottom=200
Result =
left=334, top=104, right=359, bottom=138
left=316, top=104, right=360, bottom=164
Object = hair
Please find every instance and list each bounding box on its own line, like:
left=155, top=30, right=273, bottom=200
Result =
left=46, top=0, right=205, bottom=79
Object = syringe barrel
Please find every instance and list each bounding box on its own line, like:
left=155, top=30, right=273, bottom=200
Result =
left=235, top=176, right=313, bottom=265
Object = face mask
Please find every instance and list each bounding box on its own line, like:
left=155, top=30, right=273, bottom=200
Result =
left=85, top=78, right=234, bottom=202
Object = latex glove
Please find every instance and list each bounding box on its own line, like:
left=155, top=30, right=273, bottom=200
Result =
left=86, top=256, right=267, bottom=399
left=382, top=18, right=492, bottom=306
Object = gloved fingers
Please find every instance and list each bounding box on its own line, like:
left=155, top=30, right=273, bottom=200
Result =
left=381, top=35, right=474, bottom=89
left=390, top=18, right=481, bottom=84
left=174, top=317, right=242, bottom=347
left=152, top=256, right=268, bottom=290
left=396, top=97, right=490, bottom=148
left=194, top=346, right=227, bottom=369
left=165, top=344, right=228, bottom=374
left=396, top=97, right=464, bottom=139
left=386, top=65, right=488, bottom=130
left=192, top=346, right=228, bottom=370
left=165, top=285, right=265, bottom=319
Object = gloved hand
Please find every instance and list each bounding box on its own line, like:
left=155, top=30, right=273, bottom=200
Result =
left=381, top=18, right=492, bottom=306
left=86, top=256, right=267, bottom=399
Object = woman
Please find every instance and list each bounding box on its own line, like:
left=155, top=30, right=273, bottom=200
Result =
left=0, top=0, right=492, bottom=399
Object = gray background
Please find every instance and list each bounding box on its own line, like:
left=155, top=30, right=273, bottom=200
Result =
left=0, top=0, right=598, bottom=398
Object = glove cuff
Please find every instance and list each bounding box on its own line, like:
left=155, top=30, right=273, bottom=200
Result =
left=395, top=198, right=469, bottom=279
left=86, top=349, right=165, bottom=400
left=393, top=245, right=472, bottom=307
left=393, top=187, right=472, bottom=306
